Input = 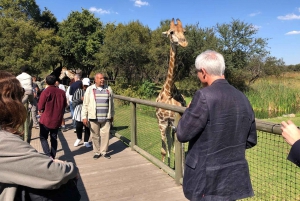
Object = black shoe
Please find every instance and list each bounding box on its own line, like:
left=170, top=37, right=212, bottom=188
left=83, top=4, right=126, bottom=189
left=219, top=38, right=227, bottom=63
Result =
left=103, top=153, right=111, bottom=159
left=93, top=154, right=101, bottom=160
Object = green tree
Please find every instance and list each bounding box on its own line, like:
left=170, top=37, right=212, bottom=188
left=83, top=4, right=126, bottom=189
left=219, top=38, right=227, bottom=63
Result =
left=39, top=7, right=59, bottom=32
left=31, top=29, right=62, bottom=74
left=59, top=9, right=104, bottom=77
left=0, top=17, right=38, bottom=74
left=216, top=19, right=269, bottom=90
left=263, top=56, right=285, bottom=77
left=244, top=55, right=264, bottom=86
left=97, top=21, right=151, bottom=83
left=0, top=0, right=41, bottom=21
left=146, top=20, right=170, bottom=83
left=179, top=23, right=218, bottom=78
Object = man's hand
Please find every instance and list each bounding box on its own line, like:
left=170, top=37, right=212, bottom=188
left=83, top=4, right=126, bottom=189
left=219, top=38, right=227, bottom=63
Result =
left=281, top=120, right=300, bottom=146
left=83, top=119, right=88, bottom=127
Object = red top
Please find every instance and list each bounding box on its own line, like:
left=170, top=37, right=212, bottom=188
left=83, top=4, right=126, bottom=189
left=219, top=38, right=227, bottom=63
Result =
left=38, top=85, right=67, bottom=129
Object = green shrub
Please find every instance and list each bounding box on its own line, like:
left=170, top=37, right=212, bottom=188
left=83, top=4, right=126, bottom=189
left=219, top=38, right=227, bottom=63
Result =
left=137, top=81, right=157, bottom=99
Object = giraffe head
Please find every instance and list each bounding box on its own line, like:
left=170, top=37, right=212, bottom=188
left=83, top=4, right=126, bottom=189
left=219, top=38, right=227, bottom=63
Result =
left=59, top=67, right=68, bottom=80
left=163, top=18, right=188, bottom=47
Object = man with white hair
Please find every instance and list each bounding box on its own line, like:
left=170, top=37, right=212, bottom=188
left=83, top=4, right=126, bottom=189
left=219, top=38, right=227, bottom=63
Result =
left=176, top=50, right=257, bottom=201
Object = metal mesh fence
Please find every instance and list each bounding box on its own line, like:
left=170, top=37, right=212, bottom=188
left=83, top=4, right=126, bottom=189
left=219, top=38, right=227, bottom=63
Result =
left=113, top=100, right=176, bottom=168
left=112, top=100, right=132, bottom=145
left=112, top=98, right=300, bottom=200
left=243, top=131, right=300, bottom=201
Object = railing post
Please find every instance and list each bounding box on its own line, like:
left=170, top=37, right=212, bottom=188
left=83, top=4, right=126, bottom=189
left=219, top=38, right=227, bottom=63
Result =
left=130, top=102, right=137, bottom=150
left=174, top=112, right=183, bottom=185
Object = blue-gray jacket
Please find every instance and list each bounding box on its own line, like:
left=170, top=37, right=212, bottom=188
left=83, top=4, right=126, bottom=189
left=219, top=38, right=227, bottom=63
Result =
left=177, top=79, right=257, bottom=201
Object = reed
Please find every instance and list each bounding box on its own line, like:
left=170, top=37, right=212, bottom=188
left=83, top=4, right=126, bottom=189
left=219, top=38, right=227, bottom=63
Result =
left=245, top=73, right=300, bottom=118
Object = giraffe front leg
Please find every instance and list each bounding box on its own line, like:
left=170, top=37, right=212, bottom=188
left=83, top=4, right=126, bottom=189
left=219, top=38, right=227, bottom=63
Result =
left=159, top=124, right=167, bottom=162
left=165, top=125, right=173, bottom=166
left=161, top=137, right=167, bottom=162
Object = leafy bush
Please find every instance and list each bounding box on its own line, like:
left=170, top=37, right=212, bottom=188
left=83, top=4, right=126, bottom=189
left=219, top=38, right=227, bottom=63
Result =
left=112, top=80, right=157, bottom=105
left=137, top=81, right=157, bottom=99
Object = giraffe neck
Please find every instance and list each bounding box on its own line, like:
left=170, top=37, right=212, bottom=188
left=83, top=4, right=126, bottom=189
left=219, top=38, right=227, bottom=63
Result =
left=163, top=44, right=177, bottom=96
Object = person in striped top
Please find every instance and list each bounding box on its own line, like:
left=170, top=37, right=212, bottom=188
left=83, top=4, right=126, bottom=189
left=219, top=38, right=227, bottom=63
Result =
left=72, top=78, right=91, bottom=148
left=81, top=73, right=114, bottom=160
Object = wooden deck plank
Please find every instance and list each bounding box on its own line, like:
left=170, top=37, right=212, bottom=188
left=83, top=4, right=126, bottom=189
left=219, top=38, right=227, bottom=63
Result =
left=29, top=112, right=187, bottom=201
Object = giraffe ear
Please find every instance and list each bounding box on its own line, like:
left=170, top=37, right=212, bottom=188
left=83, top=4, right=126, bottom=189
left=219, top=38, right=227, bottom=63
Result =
left=176, top=19, right=182, bottom=26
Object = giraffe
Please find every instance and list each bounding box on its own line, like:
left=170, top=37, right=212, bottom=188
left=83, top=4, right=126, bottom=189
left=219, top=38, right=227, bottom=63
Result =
left=156, top=18, right=188, bottom=163
left=59, top=67, right=83, bottom=85
left=59, top=67, right=75, bottom=80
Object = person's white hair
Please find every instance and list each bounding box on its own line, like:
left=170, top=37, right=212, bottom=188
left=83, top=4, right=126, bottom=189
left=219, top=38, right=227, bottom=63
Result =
left=195, top=50, right=225, bottom=76
left=74, top=74, right=81, bottom=81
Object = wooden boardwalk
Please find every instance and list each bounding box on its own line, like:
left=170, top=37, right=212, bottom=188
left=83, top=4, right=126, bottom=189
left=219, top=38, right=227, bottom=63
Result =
left=30, top=113, right=187, bottom=201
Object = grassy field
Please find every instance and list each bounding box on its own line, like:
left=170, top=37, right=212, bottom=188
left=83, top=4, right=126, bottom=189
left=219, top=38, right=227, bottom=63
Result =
left=245, top=72, right=300, bottom=119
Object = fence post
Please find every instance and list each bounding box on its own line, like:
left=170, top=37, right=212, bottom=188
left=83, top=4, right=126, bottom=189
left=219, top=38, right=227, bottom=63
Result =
left=174, top=112, right=183, bottom=185
left=130, top=102, right=137, bottom=150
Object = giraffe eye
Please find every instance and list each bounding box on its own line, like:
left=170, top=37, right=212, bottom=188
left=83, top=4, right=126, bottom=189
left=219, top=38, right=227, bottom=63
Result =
left=169, top=30, right=174, bottom=35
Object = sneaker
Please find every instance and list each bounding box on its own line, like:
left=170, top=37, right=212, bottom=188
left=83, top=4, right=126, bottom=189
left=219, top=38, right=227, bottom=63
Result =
left=103, top=153, right=111, bottom=159
left=74, top=130, right=77, bottom=133
left=74, top=139, right=81, bottom=147
left=93, top=154, right=101, bottom=160
left=84, top=142, right=92, bottom=148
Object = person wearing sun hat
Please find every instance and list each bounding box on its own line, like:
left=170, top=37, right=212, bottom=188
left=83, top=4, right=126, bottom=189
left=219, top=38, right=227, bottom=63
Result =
left=72, top=78, right=92, bottom=148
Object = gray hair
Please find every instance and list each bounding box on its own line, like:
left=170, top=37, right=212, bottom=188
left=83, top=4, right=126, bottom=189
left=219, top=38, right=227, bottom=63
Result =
left=74, top=73, right=81, bottom=80
left=195, top=50, right=225, bottom=76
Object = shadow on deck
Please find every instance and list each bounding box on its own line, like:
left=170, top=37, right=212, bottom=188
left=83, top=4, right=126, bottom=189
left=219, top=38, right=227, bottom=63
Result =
left=30, top=112, right=187, bottom=201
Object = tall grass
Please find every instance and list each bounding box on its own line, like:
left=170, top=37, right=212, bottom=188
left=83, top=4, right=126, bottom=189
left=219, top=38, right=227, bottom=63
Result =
left=245, top=73, right=300, bottom=118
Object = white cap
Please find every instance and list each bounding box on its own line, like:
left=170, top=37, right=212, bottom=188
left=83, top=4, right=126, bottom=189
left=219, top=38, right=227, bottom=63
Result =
left=82, top=78, right=90, bottom=86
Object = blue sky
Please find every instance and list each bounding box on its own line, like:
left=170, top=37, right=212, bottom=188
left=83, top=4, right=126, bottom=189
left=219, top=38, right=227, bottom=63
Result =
left=35, top=0, right=300, bottom=65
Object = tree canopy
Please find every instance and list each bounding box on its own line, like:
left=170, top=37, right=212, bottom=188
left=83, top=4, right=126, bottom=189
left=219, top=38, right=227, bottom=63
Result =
left=0, top=0, right=295, bottom=92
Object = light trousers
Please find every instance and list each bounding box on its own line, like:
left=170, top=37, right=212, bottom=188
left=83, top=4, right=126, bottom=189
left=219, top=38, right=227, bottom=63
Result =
left=89, top=120, right=111, bottom=155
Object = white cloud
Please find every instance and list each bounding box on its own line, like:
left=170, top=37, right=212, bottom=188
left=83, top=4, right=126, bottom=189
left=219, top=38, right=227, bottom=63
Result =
left=251, top=25, right=262, bottom=30
left=132, top=0, right=149, bottom=7
left=285, top=31, right=300, bottom=35
left=249, top=12, right=261, bottom=17
left=89, top=7, right=110, bottom=14
left=277, top=13, right=300, bottom=20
